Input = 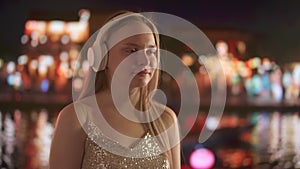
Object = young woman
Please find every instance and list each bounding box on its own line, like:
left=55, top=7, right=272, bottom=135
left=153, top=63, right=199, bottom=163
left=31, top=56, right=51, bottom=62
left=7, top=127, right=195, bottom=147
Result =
left=49, top=11, right=180, bottom=169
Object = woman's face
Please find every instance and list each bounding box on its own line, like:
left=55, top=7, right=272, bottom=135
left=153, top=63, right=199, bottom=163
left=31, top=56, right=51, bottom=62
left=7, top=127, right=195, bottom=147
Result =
left=106, top=22, right=158, bottom=89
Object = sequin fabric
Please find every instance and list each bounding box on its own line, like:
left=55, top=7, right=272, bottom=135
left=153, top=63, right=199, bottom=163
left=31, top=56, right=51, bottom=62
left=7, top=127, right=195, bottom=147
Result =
left=81, top=121, right=170, bottom=169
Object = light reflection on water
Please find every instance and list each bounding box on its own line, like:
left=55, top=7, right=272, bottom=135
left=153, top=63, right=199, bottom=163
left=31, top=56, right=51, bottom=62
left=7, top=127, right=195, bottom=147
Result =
left=252, top=111, right=300, bottom=169
left=1, top=109, right=54, bottom=169
left=1, top=109, right=300, bottom=169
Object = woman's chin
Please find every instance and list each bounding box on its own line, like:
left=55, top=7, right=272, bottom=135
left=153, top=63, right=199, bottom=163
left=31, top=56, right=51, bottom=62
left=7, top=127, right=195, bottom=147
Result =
left=130, top=79, right=151, bottom=89
left=129, top=74, right=152, bottom=88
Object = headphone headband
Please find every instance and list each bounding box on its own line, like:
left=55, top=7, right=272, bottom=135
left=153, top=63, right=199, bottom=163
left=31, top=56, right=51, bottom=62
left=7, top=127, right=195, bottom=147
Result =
left=87, top=12, right=158, bottom=72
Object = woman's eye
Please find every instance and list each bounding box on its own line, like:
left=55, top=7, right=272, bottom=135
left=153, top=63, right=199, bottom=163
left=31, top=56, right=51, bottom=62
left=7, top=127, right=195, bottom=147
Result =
left=126, top=48, right=138, bottom=54
left=146, top=48, right=157, bottom=56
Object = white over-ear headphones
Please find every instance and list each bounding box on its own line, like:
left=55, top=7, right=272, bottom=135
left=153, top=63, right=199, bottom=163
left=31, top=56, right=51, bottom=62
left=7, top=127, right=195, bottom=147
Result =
left=87, top=12, right=150, bottom=72
left=87, top=28, right=108, bottom=72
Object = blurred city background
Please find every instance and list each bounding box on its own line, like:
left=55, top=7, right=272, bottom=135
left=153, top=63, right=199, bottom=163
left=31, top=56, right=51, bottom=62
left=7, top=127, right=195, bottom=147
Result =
left=0, top=0, right=300, bottom=169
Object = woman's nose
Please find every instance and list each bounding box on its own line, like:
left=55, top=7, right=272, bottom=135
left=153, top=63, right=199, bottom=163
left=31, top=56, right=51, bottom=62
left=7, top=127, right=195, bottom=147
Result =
left=137, top=49, right=150, bottom=66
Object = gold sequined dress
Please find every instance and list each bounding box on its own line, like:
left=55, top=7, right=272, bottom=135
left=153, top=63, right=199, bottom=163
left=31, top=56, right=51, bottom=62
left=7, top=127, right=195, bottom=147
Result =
left=81, top=121, right=170, bottom=169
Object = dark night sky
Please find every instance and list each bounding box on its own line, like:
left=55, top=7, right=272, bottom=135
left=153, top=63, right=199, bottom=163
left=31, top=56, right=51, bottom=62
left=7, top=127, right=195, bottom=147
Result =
left=0, top=0, right=300, bottom=63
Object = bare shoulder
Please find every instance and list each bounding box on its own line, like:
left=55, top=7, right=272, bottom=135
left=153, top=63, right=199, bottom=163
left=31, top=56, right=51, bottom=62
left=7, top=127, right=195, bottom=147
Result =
left=153, top=102, right=178, bottom=127
left=57, top=103, right=75, bottom=121
left=49, top=102, right=87, bottom=169
left=53, top=102, right=88, bottom=140
left=56, top=103, right=82, bottom=129
left=162, top=105, right=177, bottom=121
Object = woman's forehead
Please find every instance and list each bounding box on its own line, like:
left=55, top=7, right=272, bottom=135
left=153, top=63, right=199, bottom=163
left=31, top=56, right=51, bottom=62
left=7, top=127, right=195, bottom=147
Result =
left=119, top=34, right=156, bottom=46
left=107, top=21, right=155, bottom=48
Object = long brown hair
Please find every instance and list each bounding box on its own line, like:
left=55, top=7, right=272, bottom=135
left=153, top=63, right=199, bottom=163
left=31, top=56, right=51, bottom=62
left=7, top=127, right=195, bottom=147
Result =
left=78, top=11, right=176, bottom=167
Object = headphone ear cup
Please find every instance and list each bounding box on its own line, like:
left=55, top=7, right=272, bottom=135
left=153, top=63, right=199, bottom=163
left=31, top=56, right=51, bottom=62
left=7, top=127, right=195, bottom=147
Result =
left=87, top=41, right=108, bottom=72
left=87, top=47, right=95, bottom=71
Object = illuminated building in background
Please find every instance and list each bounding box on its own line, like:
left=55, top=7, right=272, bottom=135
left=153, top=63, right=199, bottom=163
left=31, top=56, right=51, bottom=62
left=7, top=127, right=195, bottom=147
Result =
left=0, top=9, right=90, bottom=96
left=23, top=9, right=90, bottom=45
left=176, top=39, right=300, bottom=103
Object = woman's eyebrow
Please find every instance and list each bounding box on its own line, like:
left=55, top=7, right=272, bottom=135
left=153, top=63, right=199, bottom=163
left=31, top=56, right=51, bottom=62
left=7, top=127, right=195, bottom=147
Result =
left=122, top=42, right=156, bottom=48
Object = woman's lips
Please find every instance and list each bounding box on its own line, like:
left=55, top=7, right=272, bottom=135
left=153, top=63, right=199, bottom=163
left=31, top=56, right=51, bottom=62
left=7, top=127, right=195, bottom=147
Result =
left=137, top=70, right=150, bottom=75
left=133, top=69, right=151, bottom=76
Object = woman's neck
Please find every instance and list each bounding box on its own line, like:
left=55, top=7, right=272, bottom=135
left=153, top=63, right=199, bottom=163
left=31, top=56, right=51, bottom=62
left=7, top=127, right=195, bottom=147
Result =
left=97, top=88, right=140, bottom=109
